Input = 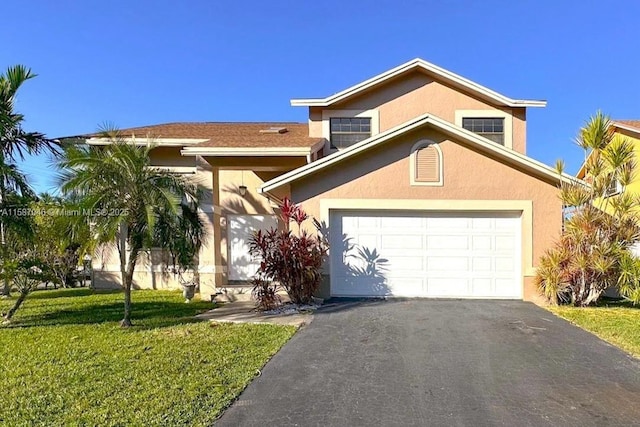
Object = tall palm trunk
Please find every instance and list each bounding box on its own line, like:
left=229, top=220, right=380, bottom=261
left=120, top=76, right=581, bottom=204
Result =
left=0, top=183, right=9, bottom=298
left=120, top=246, right=139, bottom=328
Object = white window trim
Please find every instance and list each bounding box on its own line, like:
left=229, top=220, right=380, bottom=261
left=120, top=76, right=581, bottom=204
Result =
left=409, top=139, right=443, bottom=186
left=322, top=109, right=380, bottom=152
left=455, top=109, right=513, bottom=149
left=604, top=179, right=623, bottom=198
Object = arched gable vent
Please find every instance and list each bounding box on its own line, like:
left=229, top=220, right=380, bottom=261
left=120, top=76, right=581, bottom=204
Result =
left=410, top=140, right=443, bottom=186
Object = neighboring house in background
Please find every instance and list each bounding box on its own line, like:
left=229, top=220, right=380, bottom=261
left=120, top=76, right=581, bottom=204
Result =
left=63, top=58, right=575, bottom=302
left=576, top=120, right=640, bottom=197
left=576, top=120, right=640, bottom=257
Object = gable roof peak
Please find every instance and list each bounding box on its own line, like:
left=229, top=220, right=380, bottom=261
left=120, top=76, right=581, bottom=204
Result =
left=291, top=58, right=546, bottom=109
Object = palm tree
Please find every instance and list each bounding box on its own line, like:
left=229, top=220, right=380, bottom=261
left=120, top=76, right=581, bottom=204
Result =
left=0, top=65, right=59, bottom=161
left=536, top=111, right=640, bottom=306
left=0, top=65, right=59, bottom=296
left=57, top=130, right=204, bottom=327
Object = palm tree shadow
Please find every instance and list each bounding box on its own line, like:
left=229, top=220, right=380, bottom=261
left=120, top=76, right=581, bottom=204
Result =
left=336, top=233, right=391, bottom=296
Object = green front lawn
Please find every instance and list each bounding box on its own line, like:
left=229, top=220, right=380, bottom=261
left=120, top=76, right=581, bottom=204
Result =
left=549, top=300, right=640, bottom=358
left=0, top=288, right=296, bottom=426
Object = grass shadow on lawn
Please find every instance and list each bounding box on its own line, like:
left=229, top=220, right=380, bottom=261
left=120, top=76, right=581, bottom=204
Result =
left=2, top=288, right=215, bottom=330
left=28, top=288, right=121, bottom=299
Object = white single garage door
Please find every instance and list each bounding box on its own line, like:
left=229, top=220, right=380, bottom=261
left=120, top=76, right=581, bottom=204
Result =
left=330, top=211, right=522, bottom=299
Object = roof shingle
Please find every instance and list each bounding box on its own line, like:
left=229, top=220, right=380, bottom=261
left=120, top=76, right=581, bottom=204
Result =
left=73, top=122, right=323, bottom=149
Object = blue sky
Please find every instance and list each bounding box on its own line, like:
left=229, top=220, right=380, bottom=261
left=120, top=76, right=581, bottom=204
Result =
left=3, top=0, right=639, bottom=194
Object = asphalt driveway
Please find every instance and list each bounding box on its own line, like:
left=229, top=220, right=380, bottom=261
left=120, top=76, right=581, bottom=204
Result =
left=216, top=299, right=640, bottom=426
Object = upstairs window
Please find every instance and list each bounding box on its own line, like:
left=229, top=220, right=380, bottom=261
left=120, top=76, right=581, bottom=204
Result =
left=330, top=117, right=371, bottom=149
left=462, top=118, right=504, bottom=145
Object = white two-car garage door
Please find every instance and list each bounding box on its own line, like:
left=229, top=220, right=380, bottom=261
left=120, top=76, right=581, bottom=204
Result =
left=330, top=211, right=522, bottom=299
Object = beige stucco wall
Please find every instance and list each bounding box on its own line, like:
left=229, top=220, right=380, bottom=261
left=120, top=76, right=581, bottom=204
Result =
left=91, top=150, right=284, bottom=299
left=149, top=146, right=196, bottom=167
left=309, top=71, right=528, bottom=154
left=291, top=126, right=561, bottom=302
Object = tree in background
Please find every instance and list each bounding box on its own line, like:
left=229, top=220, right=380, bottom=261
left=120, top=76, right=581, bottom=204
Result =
left=32, top=194, right=92, bottom=288
left=536, top=111, right=640, bottom=306
left=0, top=65, right=59, bottom=296
left=57, top=129, right=204, bottom=327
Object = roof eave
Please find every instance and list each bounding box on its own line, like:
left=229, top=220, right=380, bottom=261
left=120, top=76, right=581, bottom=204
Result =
left=180, top=148, right=313, bottom=157
left=181, top=139, right=325, bottom=157
left=611, top=121, right=640, bottom=136
left=290, top=58, right=547, bottom=109
left=291, top=99, right=547, bottom=108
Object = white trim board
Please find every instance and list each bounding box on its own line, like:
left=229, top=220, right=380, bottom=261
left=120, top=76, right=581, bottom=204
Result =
left=86, top=137, right=209, bottom=146
left=291, top=58, right=546, bottom=108
left=181, top=140, right=325, bottom=158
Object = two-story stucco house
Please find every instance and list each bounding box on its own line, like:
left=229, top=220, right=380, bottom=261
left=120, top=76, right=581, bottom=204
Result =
left=68, top=59, right=574, bottom=302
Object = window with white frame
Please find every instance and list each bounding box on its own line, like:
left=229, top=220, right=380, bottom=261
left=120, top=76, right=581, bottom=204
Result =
left=462, top=117, right=505, bottom=145
left=329, top=117, right=371, bottom=149
left=604, top=176, right=623, bottom=197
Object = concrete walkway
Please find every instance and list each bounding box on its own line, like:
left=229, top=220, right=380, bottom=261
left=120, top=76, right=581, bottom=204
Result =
left=195, top=301, right=313, bottom=327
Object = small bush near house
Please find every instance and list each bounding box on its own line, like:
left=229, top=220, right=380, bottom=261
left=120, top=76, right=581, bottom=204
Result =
left=249, top=198, right=328, bottom=306
left=536, top=111, right=640, bottom=306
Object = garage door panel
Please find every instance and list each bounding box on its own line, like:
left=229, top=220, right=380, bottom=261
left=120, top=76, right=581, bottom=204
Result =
left=381, top=235, right=424, bottom=250
left=426, top=256, right=468, bottom=271
left=427, top=278, right=470, bottom=296
left=427, top=216, right=469, bottom=230
left=427, top=235, right=469, bottom=250
left=495, top=217, right=518, bottom=230
left=472, top=257, right=492, bottom=271
left=495, top=279, right=519, bottom=297
left=331, top=210, right=522, bottom=299
left=495, top=257, right=516, bottom=272
left=472, top=236, right=492, bottom=250
left=380, top=216, right=424, bottom=229
left=354, top=235, right=378, bottom=249
left=472, top=217, right=493, bottom=229
left=471, top=278, right=493, bottom=295
left=495, top=236, right=516, bottom=250
left=384, top=256, right=424, bottom=271
left=335, top=275, right=391, bottom=296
